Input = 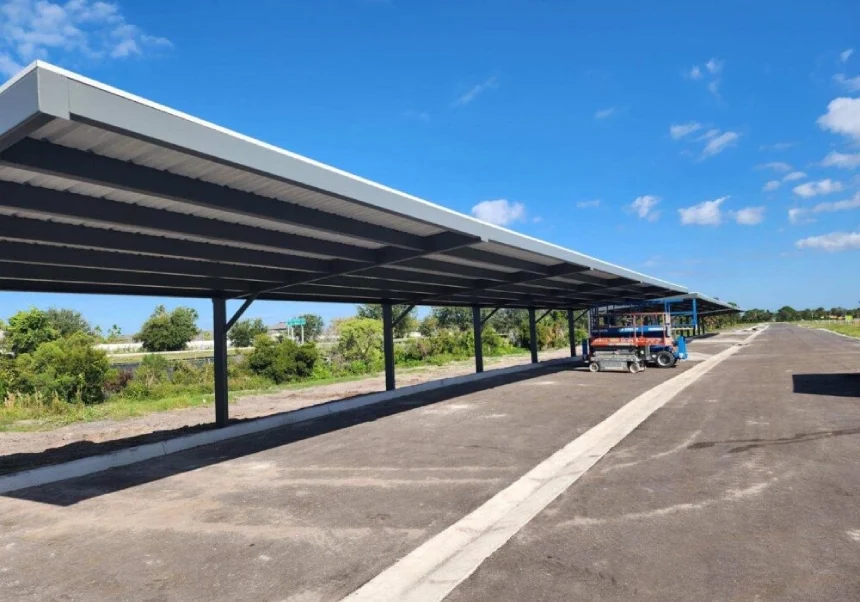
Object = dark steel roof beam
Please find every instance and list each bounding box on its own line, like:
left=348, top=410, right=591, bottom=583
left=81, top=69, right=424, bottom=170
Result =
left=0, top=216, right=336, bottom=272
left=0, top=181, right=378, bottom=262
left=388, top=257, right=515, bottom=281
left=0, top=280, right=225, bottom=299
left=403, top=263, right=593, bottom=306
left=0, top=240, right=307, bottom=283
left=441, top=247, right=553, bottom=274
left=0, top=261, right=253, bottom=294
left=241, top=231, right=482, bottom=298
left=1, top=138, right=428, bottom=250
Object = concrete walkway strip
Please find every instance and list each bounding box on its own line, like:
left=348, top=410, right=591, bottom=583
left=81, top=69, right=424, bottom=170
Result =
left=343, top=327, right=767, bottom=602
left=0, top=357, right=576, bottom=495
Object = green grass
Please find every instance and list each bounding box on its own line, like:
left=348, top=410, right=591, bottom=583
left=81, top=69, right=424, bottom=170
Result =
left=0, top=345, right=563, bottom=432
left=0, top=392, right=213, bottom=431
left=797, top=321, right=860, bottom=338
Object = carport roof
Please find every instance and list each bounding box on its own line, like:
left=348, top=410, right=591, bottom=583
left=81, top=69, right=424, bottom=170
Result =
left=662, top=293, right=741, bottom=315
left=0, top=62, right=687, bottom=309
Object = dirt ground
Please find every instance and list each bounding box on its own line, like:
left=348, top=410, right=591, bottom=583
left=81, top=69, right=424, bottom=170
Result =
left=0, top=348, right=571, bottom=461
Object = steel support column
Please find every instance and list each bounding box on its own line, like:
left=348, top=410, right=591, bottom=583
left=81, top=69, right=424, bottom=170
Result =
left=567, top=309, right=576, bottom=357
left=528, top=307, right=538, bottom=364
left=382, top=303, right=395, bottom=391
left=473, top=305, right=484, bottom=373
left=212, top=297, right=229, bottom=427
left=692, top=297, right=698, bottom=335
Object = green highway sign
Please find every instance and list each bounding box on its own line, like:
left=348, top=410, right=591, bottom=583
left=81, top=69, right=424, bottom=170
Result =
left=287, top=318, right=306, bottom=326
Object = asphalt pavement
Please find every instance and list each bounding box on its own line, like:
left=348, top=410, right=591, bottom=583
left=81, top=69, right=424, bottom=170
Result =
left=2, top=325, right=858, bottom=602
left=447, top=324, right=860, bottom=601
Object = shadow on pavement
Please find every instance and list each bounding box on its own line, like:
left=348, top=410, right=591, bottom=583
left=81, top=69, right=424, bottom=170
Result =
left=2, top=362, right=580, bottom=506
left=792, top=373, right=860, bottom=398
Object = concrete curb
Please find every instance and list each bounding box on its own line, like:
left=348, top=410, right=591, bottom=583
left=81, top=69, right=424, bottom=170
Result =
left=0, top=357, right=578, bottom=495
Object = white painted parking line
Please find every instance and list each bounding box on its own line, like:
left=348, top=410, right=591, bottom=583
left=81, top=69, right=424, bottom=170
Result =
left=343, top=328, right=767, bottom=602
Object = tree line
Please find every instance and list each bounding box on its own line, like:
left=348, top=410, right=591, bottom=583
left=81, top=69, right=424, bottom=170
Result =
left=8, top=297, right=849, bottom=412
left=738, top=305, right=859, bottom=324
left=0, top=302, right=584, bottom=409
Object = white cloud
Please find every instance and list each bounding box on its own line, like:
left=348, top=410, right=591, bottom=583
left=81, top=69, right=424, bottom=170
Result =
left=841, top=48, right=854, bottom=63
left=763, top=180, right=781, bottom=192
left=833, top=73, right=860, bottom=92
left=686, top=60, right=722, bottom=96
left=576, top=199, right=601, bottom=208
left=454, top=76, right=498, bottom=106
left=0, top=52, right=22, bottom=76
left=821, top=150, right=860, bottom=169
left=705, top=58, right=723, bottom=74
left=758, top=161, right=793, bottom=172
left=759, top=141, right=795, bottom=151
left=471, top=199, right=525, bottom=226
left=817, top=97, right=860, bottom=140
left=790, top=192, right=860, bottom=223
left=812, top=194, right=860, bottom=213
left=630, top=195, right=660, bottom=221
left=788, top=208, right=813, bottom=225
left=702, top=131, right=739, bottom=158
left=796, top=231, right=860, bottom=252
left=679, top=196, right=728, bottom=226
left=0, top=0, right=171, bottom=76
left=698, top=128, right=720, bottom=140
left=731, top=206, right=765, bottom=225
left=669, top=122, right=701, bottom=139
left=594, top=107, right=616, bottom=119
left=783, top=171, right=806, bottom=181
left=792, top=179, right=844, bottom=198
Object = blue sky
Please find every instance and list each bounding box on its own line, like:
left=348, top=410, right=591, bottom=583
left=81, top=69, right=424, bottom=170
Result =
left=1, top=0, right=859, bottom=332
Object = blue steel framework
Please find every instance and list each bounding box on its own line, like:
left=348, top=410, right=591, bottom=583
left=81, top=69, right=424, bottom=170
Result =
left=592, top=293, right=741, bottom=339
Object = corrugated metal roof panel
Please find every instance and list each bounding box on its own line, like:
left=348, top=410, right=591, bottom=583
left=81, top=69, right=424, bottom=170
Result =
left=0, top=165, right=386, bottom=249
left=473, top=241, right=560, bottom=266
left=0, top=209, right=343, bottom=260
left=30, top=121, right=445, bottom=238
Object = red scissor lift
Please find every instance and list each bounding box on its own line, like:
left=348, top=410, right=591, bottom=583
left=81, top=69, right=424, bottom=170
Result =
left=586, top=310, right=681, bottom=373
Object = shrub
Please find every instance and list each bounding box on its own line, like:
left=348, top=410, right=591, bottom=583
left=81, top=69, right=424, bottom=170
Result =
left=170, top=360, right=207, bottom=386
left=356, top=304, right=416, bottom=338
left=45, top=308, right=93, bottom=338
left=481, top=326, right=511, bottom=356
left=247, top=335, right=319, bottom=384
left=0, top=356, right=16, bottom=400
left=135, top=305, right=200, bottom=352
left=228, top=318, right=267, bottom=348
left=13, top=333, right=110, bottom=404
left=401, top=337, right=432, bottom=362
left=2, top=308, right=60, bottom=356
left=103, top=368, right=134, bottom=396
left=336, top=318, right=383, bottom=363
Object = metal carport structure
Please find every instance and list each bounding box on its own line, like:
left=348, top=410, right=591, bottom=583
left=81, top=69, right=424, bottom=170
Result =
left=610, top=293, right=740, bottom=336
left=0, top=62, right=687, bottom=426
left=659, top=293, right=741, bottom=336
